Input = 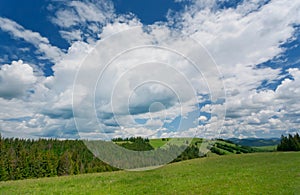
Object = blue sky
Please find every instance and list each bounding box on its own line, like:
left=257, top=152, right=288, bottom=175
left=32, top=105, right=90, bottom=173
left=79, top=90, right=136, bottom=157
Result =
left=0, top=0, right=300, bottom=139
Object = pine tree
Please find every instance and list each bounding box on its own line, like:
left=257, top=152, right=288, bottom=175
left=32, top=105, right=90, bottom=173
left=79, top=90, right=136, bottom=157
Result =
left=277, top=134, right=300, bottom=151
left=57, top=151, right=74, bottom=176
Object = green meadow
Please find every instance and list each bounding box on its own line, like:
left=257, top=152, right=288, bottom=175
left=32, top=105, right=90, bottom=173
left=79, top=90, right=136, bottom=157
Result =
left=1, top=152, right=299, bottom=194
left=149, top=138, right=169, bottom=148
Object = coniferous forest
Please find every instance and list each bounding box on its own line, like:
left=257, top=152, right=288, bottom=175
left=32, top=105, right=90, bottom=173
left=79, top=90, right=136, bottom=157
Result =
left=277, top=133, right=300, bottom=151
left=0, top=135, right=200, bottom=181
left=3, top=133, right=299, bottom=182
left=0, top=135, right=117, bottom=181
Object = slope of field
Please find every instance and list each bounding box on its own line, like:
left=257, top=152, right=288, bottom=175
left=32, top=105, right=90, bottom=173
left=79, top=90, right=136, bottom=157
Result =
left=149, top=138, right=169, bottom=148
left=0, top=152, right=299, bottom=194
left=149, top=138, right=201, bottom=148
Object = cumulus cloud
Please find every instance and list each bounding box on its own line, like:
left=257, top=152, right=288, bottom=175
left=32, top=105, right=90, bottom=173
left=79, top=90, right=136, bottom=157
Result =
left=201, top=67, right=300, bottom=138
left=172, top=0, right=300, bottom=67
left=163, top=0, right=300, bottom=138
left=0, top=60, right=37, bottom=99
left=0, top=40, right=93, bottom=138
left=1, top=0, right=300, bottom=139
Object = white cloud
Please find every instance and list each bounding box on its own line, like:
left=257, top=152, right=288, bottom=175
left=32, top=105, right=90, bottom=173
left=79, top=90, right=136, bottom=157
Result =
left=165, top=0, right=300, bottom=138
left=1, top=0, right=300, bottom=139
left=173, top=0, right=300, bottom=68
left=52, top=1, right=114, bottom=28
left=0, top=17, right=63, bottom=62
left=51, top=0, right=115, bottom=43
left=198, top=116, right=208, bottom=121
left=0, top=60, right=37, bottom=99
left=0, top=39, right=94, bottom=138
left=202, top=66, right=300, bottom=138
left=59, top=30, right=82, bottom=43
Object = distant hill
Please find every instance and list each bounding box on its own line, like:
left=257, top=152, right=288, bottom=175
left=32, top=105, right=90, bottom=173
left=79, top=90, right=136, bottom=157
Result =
left=227, top=138, right=280, bottom=147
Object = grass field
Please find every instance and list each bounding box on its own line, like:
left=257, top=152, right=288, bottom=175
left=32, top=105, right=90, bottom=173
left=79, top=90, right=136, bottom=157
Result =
left=149, top=138, right=169, bottom=148
left=1, top=152, right=299, bottom=194
left=149, top=138, right=203, bottom=149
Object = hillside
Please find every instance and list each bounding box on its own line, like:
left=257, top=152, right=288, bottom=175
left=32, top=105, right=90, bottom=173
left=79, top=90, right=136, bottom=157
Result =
left=0, top=152, right=299, bottom=194
left=227, top=138, right=280, bottom=147
left=149, top=138, right=257, bottom=155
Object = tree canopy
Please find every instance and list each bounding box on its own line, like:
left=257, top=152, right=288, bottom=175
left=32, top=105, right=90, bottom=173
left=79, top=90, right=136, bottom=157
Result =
left=277, top=133, right=300, bottom=151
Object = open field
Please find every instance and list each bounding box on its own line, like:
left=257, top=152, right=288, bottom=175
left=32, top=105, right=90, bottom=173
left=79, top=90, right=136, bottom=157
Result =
left=149, top=138, right=169, bottom=148
left=1, top=152, right=299, bottom=194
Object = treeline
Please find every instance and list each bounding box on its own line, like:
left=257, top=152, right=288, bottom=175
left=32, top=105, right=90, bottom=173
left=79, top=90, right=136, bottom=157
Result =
left=112, top=136, right=153, bottom=151
left=112, top=137, right=150, bottom=143
left=277, top=133, right=300, bottom=151
left=0, top=135, right=117, bottom=181
left=113, top=137, right=200, bottom=165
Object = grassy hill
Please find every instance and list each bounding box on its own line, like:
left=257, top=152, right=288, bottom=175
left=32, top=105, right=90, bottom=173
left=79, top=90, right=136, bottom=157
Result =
left=1, top=152, right=299, bottom=194
left=149, top=138, right=203, bottom=149
left=227, top=137, right=281, bottom=147
left=150, top=138, right=257, bottom=155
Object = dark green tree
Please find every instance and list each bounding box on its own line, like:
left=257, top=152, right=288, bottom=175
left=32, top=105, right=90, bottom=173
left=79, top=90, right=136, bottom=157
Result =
left=277, top=134, right=300, bottom=151
left=57, top=151, right=74, bottom=176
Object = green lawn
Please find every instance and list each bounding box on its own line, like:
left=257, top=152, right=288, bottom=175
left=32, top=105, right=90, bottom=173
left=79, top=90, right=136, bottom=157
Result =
left=0, top=152, right=299, bottom=194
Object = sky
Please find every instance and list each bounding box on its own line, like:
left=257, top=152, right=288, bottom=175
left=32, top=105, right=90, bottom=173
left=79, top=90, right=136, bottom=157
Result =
left=0, top=0, right=300, bottom=140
